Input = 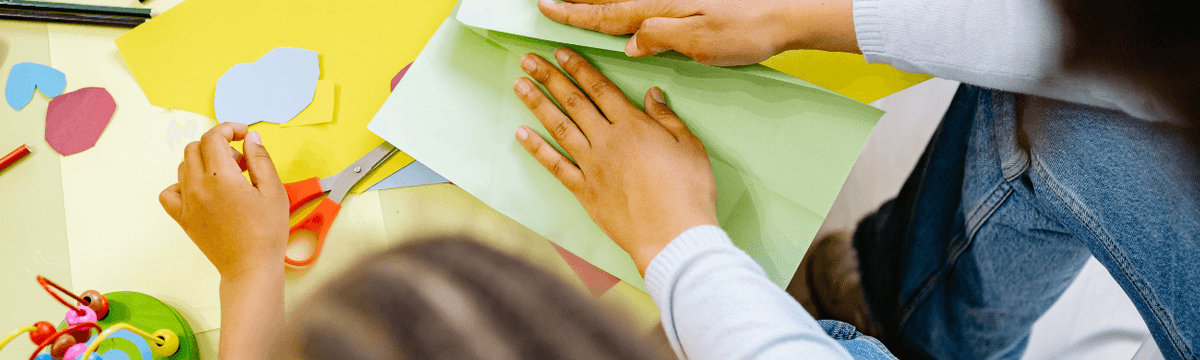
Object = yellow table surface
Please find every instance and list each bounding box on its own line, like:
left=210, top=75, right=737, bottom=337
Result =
left=0, top=3, right=659, bottom=359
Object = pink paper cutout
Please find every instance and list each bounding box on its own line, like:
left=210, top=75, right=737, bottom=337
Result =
left=389, top=63, right=412, bottom=92
left=45, top=87, right=116, bottom=156
left=552, top=243, right=620, bottom=297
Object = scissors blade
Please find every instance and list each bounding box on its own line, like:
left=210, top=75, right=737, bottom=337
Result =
left=325, top=143, right=399, bottom=203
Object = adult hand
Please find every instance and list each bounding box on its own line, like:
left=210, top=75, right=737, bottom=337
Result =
left=159, top=123, right=289, bottom=279
left=537, top=0, right=859, bottom=66
left=513, top=47, right=719, bottom=274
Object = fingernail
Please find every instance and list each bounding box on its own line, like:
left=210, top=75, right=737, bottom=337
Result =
left=651, top=87, right=665, bottom=103
left=521, top=55, right=537, bottom=73
left=625, top=35, right=639, bottom=57
left=555, top=48, right=570, bottom=63
left=248, top=131, right=262, bottom=146
left=516, top=127, right=529, bottom=140
left=515, top=79, right=531, bottom=95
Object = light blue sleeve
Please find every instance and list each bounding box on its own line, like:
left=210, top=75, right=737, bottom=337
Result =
left=644, top=225, right=854, bottom=360
left=853, top=0, right=1173, bottom=121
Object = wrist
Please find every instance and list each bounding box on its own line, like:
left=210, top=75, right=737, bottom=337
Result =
left=777, top=0, right=861, bottom=54
left=630, top=217, right=719, bottom=276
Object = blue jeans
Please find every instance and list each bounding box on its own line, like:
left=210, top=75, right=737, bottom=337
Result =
left=854, top=84, right=1200, bottom=360
left=820, top=320, right=900, bottom=359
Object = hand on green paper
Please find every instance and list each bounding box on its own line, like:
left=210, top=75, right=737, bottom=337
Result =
left=158, top=122, right=289, bottom=279
left=513, top=47, right=719, bottom=275
left=537, top=0, right=859, bottom=66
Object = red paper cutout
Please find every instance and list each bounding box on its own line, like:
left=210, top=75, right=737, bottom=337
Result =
left=389, top=63, right=412, bottom=92
left=552, top=243, right=620, bottom=297
left=45, top=87, right=116, bottom=156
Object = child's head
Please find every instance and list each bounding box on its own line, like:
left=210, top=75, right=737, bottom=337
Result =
left=277, top=237, right=663, bottom=360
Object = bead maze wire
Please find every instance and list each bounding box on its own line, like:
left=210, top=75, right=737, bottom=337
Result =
left=36, top=276, right=88, bottom=316
left=27, top=322, right=101, bottom=360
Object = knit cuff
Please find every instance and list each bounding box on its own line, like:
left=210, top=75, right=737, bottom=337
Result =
left=644, top=225, right=734, bottom=303
left=852, top=0, right=887, bottom=64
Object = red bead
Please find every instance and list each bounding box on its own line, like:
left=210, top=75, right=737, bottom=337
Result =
left=78, top=290, right=109, bottom=320
left=50, top=334, right=76, bottom=359
left=29, top=321, right=56, bottom=345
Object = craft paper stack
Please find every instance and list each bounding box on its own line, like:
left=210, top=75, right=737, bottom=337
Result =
left=367, top=2, right=887, bottom=291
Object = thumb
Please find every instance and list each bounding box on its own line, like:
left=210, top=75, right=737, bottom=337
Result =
left=242, top=131, right=284, bottom=195
left=625, top=17, right=700, bottom=59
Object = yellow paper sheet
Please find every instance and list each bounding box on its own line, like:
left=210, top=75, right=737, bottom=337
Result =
left=114, top=0, right=451, bottom=193
left=283, top=80, right=334, bottom=128
left=762, top=50, right=934, bottom=104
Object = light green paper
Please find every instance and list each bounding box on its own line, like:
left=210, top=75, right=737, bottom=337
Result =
left=456, top=0, right=843, bottom=97
left=367, top=15, right=883, bottom=291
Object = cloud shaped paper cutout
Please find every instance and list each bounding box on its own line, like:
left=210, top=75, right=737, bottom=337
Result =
left=45, top=87, right=116, bottom=156
left=6, top=62, right=66, bottom=111
left=215, top=47, right=319, bottom=125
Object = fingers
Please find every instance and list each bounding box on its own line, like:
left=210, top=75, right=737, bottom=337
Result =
left=561, top=0, right=633, bottom=4
left=553, top=48, right=637, bottom=119
left=515, top=126, right=585, bottom=192
left=230, top=146, right=247, bottom=172
left=520, top=53, right=610, bottom=132
left=184, top=141, right=204, bottom=180
left=539, top=0, right=660, bottom=35
left=199, top=122, right=249, bottom=175
left=514, top=78, right=592, bottom=155
left=627, top=16, right=703, bottom=59
left=159, top=184, right=182, bottom=222
left=642, top=87, right=692, bottom=139
left=241, top=131, right=284, bottom=196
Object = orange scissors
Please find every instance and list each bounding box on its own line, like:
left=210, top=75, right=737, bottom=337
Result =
left=283, top=143, right=398, bottom=266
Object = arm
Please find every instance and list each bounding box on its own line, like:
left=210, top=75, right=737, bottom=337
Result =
left=538, top=0, right=1170, bottom=121
left=853, top=0, right=1169, bottom=120
left=511, top=47, right=848, bottom=359
left=159, top=124, right=290, bottom=360
left=647, top=226, right=852, bottom=360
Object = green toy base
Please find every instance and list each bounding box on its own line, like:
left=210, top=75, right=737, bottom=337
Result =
left=57, top=292, right=199, bottom=360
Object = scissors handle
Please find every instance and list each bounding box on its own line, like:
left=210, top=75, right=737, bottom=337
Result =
left=284, top=177, right=324, bottom=212
left=286, top=197, right=342, bottom=267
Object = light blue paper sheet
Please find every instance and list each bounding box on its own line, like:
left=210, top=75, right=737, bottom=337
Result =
left=5, top=62, right=66, bottom=111
left=366, top=160, right=449, bottom=191
left=214, top=47, right=319, bottom=125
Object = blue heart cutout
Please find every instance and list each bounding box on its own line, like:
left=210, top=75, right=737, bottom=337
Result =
left=5, top=62, right=66, bottom=111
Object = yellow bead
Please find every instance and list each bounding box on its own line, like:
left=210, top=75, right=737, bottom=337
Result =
left=149, top=329, right=179, bottom=357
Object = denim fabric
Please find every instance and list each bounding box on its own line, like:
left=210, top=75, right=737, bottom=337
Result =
left=819, top=320, right=900, bottom=360
left=854, top=84, right=1200, bottom=360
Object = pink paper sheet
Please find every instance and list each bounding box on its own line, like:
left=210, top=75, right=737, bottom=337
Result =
left=552, top=243, right=620, bottom=297
left=45, top=87, right=116, bottom=156
left=389, top=63, right=412, bottom=92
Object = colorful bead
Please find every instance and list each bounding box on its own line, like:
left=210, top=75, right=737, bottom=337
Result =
left=64, top=306, right=96, bottom=326
left=62, top=343, right=88, bottom=360
left=150, top=329, right=180, bottom=356
left=50, top=334, right=75, bottom=359
left=29, top=321, right=56, bottom=345
left=78, top=291, right=109, bottom=320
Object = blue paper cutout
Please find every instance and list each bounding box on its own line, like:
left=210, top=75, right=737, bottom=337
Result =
left=214, top=47, right=320, bottom=125
left=5, top=62, right=67, bottom=111
left=367, top=160, right=449, bottom=191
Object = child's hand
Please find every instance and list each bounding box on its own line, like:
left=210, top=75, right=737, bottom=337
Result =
left=513, top=48, right=719, bottom=274
left=537, top=0, right=859, bottom=65
left=159, top=123, right=289, bottom=279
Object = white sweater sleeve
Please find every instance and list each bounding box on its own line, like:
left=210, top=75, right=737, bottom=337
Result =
left=644, top=225, right=853, bottom=360
left=853, top=0, right=1174, bottom=121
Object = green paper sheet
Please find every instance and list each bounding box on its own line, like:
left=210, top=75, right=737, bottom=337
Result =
left=367, top=15, right=883, bottom=291
left=456, top=0, right=853, bottom=98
